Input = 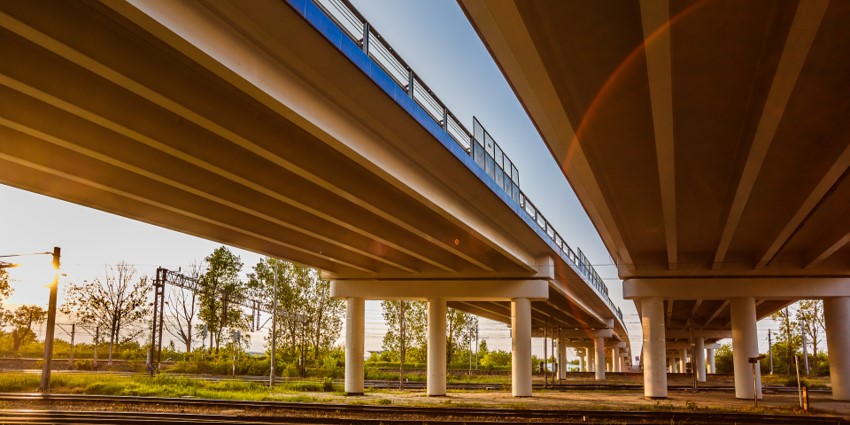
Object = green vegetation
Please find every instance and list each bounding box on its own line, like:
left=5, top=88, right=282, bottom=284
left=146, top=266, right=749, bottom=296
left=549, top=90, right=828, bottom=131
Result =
left=0, top=372, right=340, bottom=400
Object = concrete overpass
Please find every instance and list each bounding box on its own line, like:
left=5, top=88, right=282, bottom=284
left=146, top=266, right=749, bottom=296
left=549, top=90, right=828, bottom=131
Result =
left=0, top=0, right=628, bottom=396
left=461, top=0, right=850, bottom=400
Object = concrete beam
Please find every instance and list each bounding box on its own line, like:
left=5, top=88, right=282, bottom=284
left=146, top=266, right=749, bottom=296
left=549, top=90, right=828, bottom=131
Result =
left=331, top=279, right=549, bottom=301
left=665, top=329, right=731, bottom=339
left=624, top=277, right=850, bottom=300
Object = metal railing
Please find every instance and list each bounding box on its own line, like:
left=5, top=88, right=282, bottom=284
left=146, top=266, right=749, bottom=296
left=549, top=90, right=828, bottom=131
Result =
left=309, top=0, right=622, bottom=323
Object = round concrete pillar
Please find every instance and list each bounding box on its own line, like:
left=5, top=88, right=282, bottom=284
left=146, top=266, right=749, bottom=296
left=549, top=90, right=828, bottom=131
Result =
left=613, top=347, right=620, bottom=372
left=824, top=297, right=850, bottom=400
left=578, top=349, right=586, bottom=372
left=427, top=298, right=447, bottom=396
left=344, top=297, right=364, bottom=395
left=511, top=298, right=532, bottom=397
left=731, top=297, right=762, bottom=399
left=588, top=346, right=595, bottom=372
left=594, top=337, right=606, bottom=380
left=557, top=339, right=567, bottom=379
left=641, top=297, right=667, bottom=398
left=707, top=348, right=716, bottom=374
left=695, top=337, right=706, bottom=382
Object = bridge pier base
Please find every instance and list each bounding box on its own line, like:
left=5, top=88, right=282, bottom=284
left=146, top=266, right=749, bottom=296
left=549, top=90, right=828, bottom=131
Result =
left=557, top=339, right=567, bottom=379
left=707, top=346, right=716, bottom=374
left=511, top=297, right=532, bottom=397
left=427, top=298, right=447, bottom=396
left=825, top=297, right=850, bottom=400
left=731, top=297, right=761, bottom=400
left=344, top=297, right=365, bottom=395
left=641, top=297, right=667, bottom=398
left=612, top=347, right=620, bottom=372
left=594, top=336, right=606, bottom=380
left=695, top=337, right=706, bottom=382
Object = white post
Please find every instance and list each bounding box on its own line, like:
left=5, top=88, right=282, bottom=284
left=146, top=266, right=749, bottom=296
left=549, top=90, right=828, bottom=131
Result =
left=679, top=349, right=687, bottom=374
left=588, top=346, right=595, bottom=372
left=344, top=297, right=365, bottom=395
left=557, top=339, right=567, bottom=379
left=730, top=297, right=761, bottom=399
left=695, top=337, right=706, bottom=382
left=641, top=297, right=667, bottom=398
left=427, top=298, right=447, bottom=396
left=594, top=336, right=606, bottom=381
left=511, top=298, right=532, bottom=397
left=824, top=297, right=850, bottom=400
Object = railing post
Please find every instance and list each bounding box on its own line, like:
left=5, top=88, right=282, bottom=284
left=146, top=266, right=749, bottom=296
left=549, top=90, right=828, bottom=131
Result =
left=361, top=22, right=370, bottom=55
left=408, top=69, right=415, bottom=98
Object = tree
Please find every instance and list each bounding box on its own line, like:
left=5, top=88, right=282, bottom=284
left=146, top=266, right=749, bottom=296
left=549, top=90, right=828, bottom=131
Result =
left=8, top=305, right=47, bottom=352
left=770, top=306, right=800, bottom=374
left=198, top=247, right=245, bottom=354
left=480, top=349, right=511, bottom=369
left=0, top=268, right=11, bottom=314
left=382, top=300, right=426, bottom=386
left=797, top=300, right=825, bottom=375
left=165, top=262, right=204, bottom=353
left=714, top=344, right=734, bottom=374
left=247, top=258, right=343, bottom=371
left=60, top=262, right=150, bottom=364
left=446, top=308, right=478, bottom=364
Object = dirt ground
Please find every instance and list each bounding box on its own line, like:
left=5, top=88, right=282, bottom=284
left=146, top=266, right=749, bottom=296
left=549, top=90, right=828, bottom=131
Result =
left=307, top=373, right=850, bottom=419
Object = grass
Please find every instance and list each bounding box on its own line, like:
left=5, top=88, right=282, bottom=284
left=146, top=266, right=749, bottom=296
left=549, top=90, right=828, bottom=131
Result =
left=0, top=373, right=340, bottom=401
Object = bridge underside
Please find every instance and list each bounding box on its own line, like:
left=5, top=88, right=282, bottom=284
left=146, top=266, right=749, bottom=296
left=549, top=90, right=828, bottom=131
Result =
left=0, top=0, right=627, bottom=366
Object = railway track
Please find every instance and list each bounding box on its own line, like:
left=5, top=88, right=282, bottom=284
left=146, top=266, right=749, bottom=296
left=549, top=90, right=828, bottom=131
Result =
left=0, top=393, right=845, bottom=424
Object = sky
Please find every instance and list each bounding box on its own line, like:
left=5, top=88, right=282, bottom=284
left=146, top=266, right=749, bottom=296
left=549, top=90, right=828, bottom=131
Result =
left=1, top=0, right=797, bottom=358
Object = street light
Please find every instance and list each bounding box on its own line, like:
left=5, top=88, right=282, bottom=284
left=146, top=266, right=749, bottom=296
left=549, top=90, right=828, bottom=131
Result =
left=0, top=248, right=60, bottom=393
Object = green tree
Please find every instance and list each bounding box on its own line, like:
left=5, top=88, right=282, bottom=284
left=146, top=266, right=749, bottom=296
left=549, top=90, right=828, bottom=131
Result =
left=248, top=258, right=343, bottom=371
left=198, top=247, right=245, bottom=354
left=797, top=300, right=825, bottom=375
left=60, top=262, right=150, bottom=364
left=8, top=305, right=47, bottom=352
left=480, top=349, right=511, bottom=369
left=770, top=306, right=801, bottom=374
left=446, top=308, right=478, bottom=364
left=382, top=300, right=426, bottom=386
left=714, top=344, right=734, bottom=374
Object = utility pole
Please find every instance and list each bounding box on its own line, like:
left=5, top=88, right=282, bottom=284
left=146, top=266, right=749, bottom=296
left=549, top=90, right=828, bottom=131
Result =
left=69, top=323, right=75, bottom=369
left=800, top=318, right=809, bottom=375
left=40, top=247, right=60, bottom=393
left=768, top=329, right=774, bottom=375
left=270, top=263, right=278, bottom=387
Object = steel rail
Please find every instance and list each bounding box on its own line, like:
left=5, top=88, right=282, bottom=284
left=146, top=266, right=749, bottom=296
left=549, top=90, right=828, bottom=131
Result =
left=0, top=394, right=844, bottom=424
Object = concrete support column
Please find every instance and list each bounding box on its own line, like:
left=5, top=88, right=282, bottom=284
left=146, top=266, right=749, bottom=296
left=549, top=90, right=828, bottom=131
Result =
left=695, top=337, right=706, bottom=382
left=588, top=348, right=595, bottom=372
left=557, top=339, right=567, bottom=379
left=824, top=297, right=850, bottom=400
left=731, top=297, right=762, bottom=399
left=344, top=297, right=364, bottom=395
left=511, top=298, right=532, bottom=397
left=613, top=347, right=620, bottom=372
left=578, top=350, right=586, bottom=372
left=427, top=298, right=447, bottom=396
left=679, top=349, right=687, bottom=374
left=594, top=336, right=606, bottom=381
left=641, top=297, right=667, bottom=398
left=707, top=348, right=716, bottom=374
